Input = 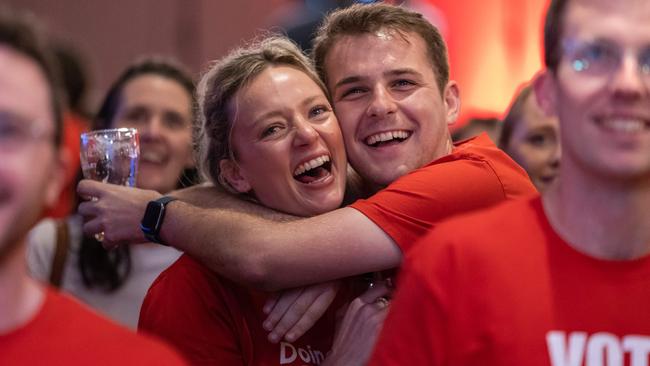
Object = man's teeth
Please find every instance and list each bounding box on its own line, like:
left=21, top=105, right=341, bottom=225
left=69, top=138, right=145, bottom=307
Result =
left=602, top=118, right=646, bottom=133
left=366, top=130, right=409, bottom=145
left=294, top=155, right=330, bottom=176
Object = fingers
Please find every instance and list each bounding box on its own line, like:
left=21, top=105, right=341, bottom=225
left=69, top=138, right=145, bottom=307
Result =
left=374, top=296, right=390, bottom=310
left=329, top=293, right=390, bottom=364
left=77, top=199, right=98, bottom=217
left=77, top=179, right=105, bottom=200
left=263, top=289, right=302, bottom=343
left=281, top=284, right=338, bottom=343
left=80, top=217, right=120, bottom=249
left=78, top=200, right=102, bottom=238
left=337, top=286, right=391, bottom=335
left=263, top=293, right=280, bottom=315
left=77, top=198, right=123, bottom=249
left=77, top=179, right=132, bottom=202
left=359, top=281, right=392, bottom=304
left=81, top=217, right=102, bottom=238
left=264, top=282, right=339, bottom=344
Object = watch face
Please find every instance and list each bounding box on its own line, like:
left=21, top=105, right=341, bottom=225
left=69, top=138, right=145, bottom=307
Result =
left=141, top=201, right=164, bottom=231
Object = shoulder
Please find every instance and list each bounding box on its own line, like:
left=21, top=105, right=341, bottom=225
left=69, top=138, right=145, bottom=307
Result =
left=451, top=134, right=538, bottom=197
left=137, top=256, right=247, bottom=364
left=439, top=195, right=542, bottom=233
left=145, top=254, right=224, bottom=303
left=408, top=197, right=546, bottom=268
left=449, top=133, right=511, bottom=162
left=149, top=254, right=215, bottom=288
left=391, top=134, right=533, bottom=196
left=26, top=218, right=59, bottom=281
left=27, top=218, right=57, bottom=253
left=141, top=254, right=238, bottom=320
left=437, top=135, right=532, bottom=187
left=430, top=133, right=507, bottom=167
left=42, top=289, right=188, bottom=365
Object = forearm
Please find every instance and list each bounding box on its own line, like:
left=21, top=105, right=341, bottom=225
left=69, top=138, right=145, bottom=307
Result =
left=171, top=183, right=298, bottom=222
left=159, top=200, right=279, bottom=288
left=77, top=180, right=401, bottom=290
left=159, top=204, right=402, bottom=291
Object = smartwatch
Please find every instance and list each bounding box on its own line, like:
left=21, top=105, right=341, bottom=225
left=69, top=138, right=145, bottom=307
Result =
left=140, top=196, right=178, bottom=245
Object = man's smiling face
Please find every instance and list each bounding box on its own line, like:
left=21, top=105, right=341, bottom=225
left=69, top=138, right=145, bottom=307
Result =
left=324, top=30, right=459, bottom=189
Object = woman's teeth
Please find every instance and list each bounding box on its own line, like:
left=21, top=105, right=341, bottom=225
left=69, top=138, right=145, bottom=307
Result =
left=293, top=155, right=330, bottom=176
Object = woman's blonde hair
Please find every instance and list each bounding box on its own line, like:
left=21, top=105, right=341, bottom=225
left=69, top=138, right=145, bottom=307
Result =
left=195, top=35, right=328, bottom=190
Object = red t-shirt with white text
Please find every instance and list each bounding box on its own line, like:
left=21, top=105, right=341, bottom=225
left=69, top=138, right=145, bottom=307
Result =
left=370, top=197, right=650, bottom=366
left=139, top=254, right=343, bottom=365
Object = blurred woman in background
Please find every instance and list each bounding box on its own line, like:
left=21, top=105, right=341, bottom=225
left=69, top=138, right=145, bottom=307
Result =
left=26, top=57, right=196, bottom=328
left=499, top=83, right=560, bottom=191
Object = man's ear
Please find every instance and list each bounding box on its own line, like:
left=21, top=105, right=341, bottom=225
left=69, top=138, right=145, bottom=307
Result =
left=44, top=147, right=70, bottom=209
left=443, top=80, right=461, bottom=127
left=219, top=159, right=251, bottom=193
left=533, top=71, right=558, bottom=118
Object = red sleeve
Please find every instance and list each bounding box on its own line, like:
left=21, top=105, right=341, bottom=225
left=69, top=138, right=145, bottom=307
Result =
left=351, top=156, right=510, bottom=252
left=369, top=237, right=456, bottom=365
left=138, top=255, right=245, bottom=366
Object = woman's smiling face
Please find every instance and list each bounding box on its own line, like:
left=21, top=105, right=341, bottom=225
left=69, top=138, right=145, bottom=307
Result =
left=222, top=65, right=347, bottom=217
left=113, top=74, right=194, bottom=194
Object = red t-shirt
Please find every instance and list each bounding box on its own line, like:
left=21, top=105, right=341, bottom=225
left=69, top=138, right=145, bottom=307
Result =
left=139, top=254, right=344, bottom=365
left=370, top=197, right=650, bottom=366
left=350, top=133, right=537, bottom=252
left=0, top=287, right=187, bottom=365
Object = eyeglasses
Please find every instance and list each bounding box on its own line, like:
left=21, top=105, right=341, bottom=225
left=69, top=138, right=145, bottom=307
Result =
left=562, top=38, right=650, bottom=81
left=0, top=110, right=53, bottom=153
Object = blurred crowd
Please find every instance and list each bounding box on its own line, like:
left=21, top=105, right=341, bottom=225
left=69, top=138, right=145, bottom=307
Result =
left=1, top=0, right=649, bottom=365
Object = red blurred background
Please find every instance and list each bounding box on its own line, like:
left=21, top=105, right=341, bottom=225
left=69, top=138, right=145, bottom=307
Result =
left=5, top=0, right=549, bottom=125
left=425, top=0, right=549, bottom=125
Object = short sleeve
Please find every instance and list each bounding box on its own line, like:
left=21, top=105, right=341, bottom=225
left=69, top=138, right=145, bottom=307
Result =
left=351, top=157, right=507, bottom=252
left=138, top=255, right=245, bottom=365
left=26, top=218, right=58, bottom=282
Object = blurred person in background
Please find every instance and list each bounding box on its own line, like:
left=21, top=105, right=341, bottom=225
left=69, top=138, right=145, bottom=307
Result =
left=276, top=0, right=443, bottom=53
left=26, top=57, right=196, bottom=328
left=44, top=40, right=91, bottom=218
left=52, top=41, right=91, bottom=120
left=499, top=83, right=560, bottom=191
left=277, top=0, right=357, bottom=52
left=0, top=8, right=187, bottom=364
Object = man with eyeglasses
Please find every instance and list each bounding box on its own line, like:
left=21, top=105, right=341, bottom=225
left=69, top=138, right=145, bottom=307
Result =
left=370, top=0, right=650, bottom=364
left=0, top=9, right=188, bottom=365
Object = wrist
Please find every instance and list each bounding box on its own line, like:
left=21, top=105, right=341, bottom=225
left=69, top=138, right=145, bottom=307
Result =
left=140, top=196, right=178, bottom=245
